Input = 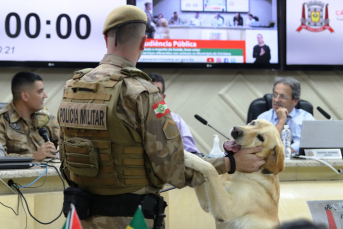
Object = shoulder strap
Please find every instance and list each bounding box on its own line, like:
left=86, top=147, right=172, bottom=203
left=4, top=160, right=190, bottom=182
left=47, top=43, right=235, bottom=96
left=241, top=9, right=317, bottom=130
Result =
left=120, top=67, right=158, bottom=94
left=110, top=72, right=128, bottom=81
left=120, top=67, right=151, bottom=81
left=73, top=68, right=94, bottom=80
left=134, top=77, right=159, bottom=94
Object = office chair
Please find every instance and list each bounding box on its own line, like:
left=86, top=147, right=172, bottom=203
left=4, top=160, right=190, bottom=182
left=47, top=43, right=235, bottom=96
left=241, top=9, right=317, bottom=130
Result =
left=247, top=93, right=313, bottom=124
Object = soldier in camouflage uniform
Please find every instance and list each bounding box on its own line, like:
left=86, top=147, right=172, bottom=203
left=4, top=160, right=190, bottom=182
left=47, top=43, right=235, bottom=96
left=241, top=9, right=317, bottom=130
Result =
left=0, top=72, right=59, bottom=160
left=58, top=5, right=265, bottom=229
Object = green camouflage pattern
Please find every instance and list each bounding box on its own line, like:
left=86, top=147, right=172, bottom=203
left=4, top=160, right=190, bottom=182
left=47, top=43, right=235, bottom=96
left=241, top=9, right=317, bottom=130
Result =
left=81, top=216, right=156, bottom=229
left=0, top=102, right=59, bottom=157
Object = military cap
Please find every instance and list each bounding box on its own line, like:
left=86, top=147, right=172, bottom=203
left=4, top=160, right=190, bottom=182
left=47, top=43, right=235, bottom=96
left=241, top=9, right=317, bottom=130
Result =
left=102, top=5, right=147, bottom=35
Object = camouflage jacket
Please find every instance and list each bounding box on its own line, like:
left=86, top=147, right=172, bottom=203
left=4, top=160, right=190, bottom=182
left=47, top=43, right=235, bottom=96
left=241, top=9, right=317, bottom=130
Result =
left=60, top=54, right=226, bottom=193
left=0, top=102, right=59, bottom=158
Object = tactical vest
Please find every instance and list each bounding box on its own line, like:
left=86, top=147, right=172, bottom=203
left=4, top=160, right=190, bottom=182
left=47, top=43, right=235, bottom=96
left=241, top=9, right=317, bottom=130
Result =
left=59, top=67, right=164, bottom=195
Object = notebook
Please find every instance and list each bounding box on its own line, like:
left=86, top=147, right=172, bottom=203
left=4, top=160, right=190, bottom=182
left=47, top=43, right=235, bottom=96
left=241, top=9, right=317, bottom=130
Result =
left=299, top=120, right=343, bottom=156
left=0, top=157, right=34, bottom=169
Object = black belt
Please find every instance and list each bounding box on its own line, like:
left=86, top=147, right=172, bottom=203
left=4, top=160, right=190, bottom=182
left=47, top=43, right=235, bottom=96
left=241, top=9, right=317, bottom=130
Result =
left=91, top=193, right=157, bottom=219
left=63, top=186, right=167, bottom=228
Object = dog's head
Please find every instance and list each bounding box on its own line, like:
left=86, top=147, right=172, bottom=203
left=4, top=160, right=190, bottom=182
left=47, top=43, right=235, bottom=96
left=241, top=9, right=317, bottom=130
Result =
left=230, top=119, right=285, bottom=175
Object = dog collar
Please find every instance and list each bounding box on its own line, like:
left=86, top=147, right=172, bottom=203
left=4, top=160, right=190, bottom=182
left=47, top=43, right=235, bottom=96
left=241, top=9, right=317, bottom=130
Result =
left=261, top=168, right=273, bottom=174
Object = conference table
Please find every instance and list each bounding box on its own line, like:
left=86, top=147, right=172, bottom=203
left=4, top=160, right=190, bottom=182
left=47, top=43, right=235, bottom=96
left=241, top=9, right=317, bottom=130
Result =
left=0, top=158, right=342, bottom=229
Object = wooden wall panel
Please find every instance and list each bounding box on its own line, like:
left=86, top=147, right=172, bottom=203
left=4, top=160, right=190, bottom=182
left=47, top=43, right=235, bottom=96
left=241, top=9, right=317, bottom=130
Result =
left=0, top=68, right=342, bottom=155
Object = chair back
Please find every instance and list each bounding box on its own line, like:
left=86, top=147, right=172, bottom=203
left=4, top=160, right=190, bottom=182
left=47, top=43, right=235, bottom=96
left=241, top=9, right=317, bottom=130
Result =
left=247, top=93, right=313, bottom=124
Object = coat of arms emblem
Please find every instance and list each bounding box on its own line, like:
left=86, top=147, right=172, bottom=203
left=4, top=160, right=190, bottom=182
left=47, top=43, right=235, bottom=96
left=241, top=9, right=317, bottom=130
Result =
left=297, top=1, right=334, bottom=32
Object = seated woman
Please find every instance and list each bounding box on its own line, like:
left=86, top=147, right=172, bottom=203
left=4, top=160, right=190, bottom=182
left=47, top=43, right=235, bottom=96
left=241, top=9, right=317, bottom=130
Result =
left=233, top=13, right=243, bottom=26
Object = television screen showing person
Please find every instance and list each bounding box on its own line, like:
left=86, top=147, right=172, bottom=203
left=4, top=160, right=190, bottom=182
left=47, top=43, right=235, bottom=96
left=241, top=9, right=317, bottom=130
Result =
left=253, top=34, right=271, bottom=64
left=233, top=13, right=243, bottom=26
left=246, top=13, right=256, bottom=27
left=190, top=12, right=202, bottom=26
left=169, top=11, right=181, bottom=25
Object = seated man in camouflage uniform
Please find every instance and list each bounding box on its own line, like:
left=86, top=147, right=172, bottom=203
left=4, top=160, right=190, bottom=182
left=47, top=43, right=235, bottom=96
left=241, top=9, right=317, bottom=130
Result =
left=0, top=72, right=59, bottom=161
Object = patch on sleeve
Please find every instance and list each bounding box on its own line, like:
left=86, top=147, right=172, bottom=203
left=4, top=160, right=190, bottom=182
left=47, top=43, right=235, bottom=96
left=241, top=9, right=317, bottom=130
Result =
left=152, top=100, right=170, bottom=119
left=163, top=120, right=180, bottom=140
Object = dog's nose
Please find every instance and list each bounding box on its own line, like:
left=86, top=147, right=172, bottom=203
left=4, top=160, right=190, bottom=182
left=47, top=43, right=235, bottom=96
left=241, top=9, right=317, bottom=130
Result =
left=231, top=126, right=243, bottom=139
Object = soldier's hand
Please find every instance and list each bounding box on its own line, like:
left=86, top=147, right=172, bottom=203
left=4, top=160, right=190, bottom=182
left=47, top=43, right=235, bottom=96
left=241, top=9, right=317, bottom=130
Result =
left=234, top=146, right=265, bottom=173
left=33, top=142, right=57, bottom=161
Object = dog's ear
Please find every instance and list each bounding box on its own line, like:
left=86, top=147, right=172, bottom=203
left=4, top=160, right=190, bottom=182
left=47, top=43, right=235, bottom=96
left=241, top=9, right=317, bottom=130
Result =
left=271, top=142, right=285, bottom=175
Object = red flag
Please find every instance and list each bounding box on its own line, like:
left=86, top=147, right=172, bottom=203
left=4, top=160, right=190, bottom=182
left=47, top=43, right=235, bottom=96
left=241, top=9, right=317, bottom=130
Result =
left=62, top=203, right=83, bottom=229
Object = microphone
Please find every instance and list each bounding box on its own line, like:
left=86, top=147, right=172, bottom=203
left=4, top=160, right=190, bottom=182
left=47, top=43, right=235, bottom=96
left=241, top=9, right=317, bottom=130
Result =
left=194, top=114, right=230, bottom=140
left=317, top=106, right=332, bottom=120
left=39, top=127, right=50, bottom=142
left=194, top=114, right=208, bottom=125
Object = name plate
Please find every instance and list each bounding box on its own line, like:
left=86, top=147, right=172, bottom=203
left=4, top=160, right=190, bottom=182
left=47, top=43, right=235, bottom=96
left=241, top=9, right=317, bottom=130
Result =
left=304, top=149, right=342, bottom=160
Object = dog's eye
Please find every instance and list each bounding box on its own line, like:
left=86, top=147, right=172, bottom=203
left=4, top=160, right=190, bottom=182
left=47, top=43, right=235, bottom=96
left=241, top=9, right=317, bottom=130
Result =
left=257, top=135, right=264, bottom=142
left=250, top=121, right=255, bottom=125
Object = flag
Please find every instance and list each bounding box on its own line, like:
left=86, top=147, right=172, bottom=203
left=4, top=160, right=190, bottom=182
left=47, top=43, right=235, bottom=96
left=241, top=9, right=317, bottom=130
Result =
left=62, top=203, right=83, bottom=229
left=126, top=206, right=149, bottom=229
left=153, top=100, right=170, bottom=119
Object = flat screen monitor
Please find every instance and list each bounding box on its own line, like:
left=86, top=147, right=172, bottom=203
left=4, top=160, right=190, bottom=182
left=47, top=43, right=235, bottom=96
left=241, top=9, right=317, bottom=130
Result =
left=0, top=0, right=127, bottom=68
left=136, top=0, right=279, bottom=69
left=181, top=0, right=249, bottom=13
left=286, top=0, right=343, bottom=70
left=0, top=0, right=279, bottom=69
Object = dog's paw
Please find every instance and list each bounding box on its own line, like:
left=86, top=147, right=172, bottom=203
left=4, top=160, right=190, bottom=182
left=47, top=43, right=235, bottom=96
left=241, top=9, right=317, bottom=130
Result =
left=184, top=151, right=217, bottom=177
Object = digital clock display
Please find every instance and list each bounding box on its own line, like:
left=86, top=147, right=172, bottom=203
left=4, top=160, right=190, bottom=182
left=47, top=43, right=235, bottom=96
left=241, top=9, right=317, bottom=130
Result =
left=0, top=0, right=126, bottom=63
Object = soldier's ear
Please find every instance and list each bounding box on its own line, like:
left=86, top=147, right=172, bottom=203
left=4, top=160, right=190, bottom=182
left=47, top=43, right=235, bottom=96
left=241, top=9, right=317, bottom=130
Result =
left=140, top=35, right=147, bottom=51
left=104, top=34, right=108, bottom=48
left=21, top=91, right=29, bottom=102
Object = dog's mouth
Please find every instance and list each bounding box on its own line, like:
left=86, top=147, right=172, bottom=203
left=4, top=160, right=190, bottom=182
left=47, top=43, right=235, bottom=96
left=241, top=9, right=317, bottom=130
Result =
left=223, top=140, right=241, bottom=153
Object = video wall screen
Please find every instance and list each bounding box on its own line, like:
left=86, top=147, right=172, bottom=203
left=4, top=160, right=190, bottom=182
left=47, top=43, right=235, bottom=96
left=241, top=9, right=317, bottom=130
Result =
left=0, top=0, right=278, bottom=68
left=138, top=0, right=279, bottom=65
left=286, top=0, right=343, bottom=66
left=181, top=0, right=250, bottom=13
left=0, top=0, right=126, bottom=66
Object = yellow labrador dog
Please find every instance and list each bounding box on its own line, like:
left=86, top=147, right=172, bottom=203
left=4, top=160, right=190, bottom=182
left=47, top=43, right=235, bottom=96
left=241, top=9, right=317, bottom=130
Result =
left=184, top=119, right=285, bottom=229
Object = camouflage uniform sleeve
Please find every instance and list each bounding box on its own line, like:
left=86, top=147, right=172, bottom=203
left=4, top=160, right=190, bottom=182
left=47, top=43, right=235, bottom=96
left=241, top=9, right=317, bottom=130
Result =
left=0, top=116, right=8, bottom=156
left=137, top=91, right=206, bottom=188
left=44, top=114, right=59, bottom=148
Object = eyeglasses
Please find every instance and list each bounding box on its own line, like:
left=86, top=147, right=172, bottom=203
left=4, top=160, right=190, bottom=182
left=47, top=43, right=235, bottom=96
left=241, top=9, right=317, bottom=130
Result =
left=272, top=92, right=290, bottom=101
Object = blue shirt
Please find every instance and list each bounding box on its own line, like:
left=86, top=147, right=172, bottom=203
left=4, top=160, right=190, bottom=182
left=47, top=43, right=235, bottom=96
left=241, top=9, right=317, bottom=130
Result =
left=257, top=108, right=315, bottom=154
left=171, top=112, right=200, bottom=154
